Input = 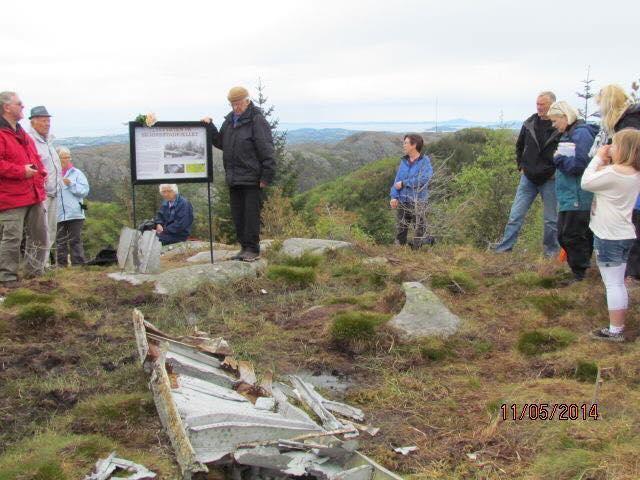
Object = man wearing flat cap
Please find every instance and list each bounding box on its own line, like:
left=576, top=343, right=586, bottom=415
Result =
left=29, top=105, right=62, bottom=265
left=202, top=86, right=276, bottom=261
left=0, top=92, right=48, bottom=288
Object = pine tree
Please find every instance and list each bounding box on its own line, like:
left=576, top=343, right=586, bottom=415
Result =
left=576, top=66, right=595, bottom=121
left=255, top=78, right=299, bottom=197
left=631, top=78, right=640, bottom=104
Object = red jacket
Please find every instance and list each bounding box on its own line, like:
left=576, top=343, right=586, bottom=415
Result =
left=0, top=117, right=47, bottom=211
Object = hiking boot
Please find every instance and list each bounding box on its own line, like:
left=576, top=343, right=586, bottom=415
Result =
left=240, top=251, right=261, bottom=262
left=590, top=327, right=625, bottom=343
left=231, top=249, right=246, bottom=261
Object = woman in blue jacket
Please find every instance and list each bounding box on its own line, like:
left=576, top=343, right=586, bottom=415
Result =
left=56, top=147, right=90, bottom=266
left=547, top=101, right=598, bottom=282
left=389, top=134, right=433, bottom=248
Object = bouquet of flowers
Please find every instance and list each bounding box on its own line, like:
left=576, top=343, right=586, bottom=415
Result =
left=134, top=112, right=158, bottom=127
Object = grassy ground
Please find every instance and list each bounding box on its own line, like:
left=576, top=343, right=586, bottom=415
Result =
left=1, top=242, right=639, bottom=479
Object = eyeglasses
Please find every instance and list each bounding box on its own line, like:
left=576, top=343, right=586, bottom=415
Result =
left=229, top=99, right=248, bottom=107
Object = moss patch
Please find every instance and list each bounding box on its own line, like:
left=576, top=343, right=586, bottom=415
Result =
left=525, top=293, right=573, bottom=318
left=430, top=270, right=478, bottom=293
left=3, top=289, right=54, bottom=308
left=517, top=328, right=576, bottom=356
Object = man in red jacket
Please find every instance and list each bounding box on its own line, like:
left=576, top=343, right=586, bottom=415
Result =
left=0, top=91, right=49, bottom=288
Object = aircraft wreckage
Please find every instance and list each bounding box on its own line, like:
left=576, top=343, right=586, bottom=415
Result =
left=132, top=309, right=402, bottom=480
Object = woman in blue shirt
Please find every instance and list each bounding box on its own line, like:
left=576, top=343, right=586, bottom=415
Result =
left=389, top=134, right=433, bottom=248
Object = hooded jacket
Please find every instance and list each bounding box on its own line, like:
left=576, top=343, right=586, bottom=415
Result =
left=57, top=165, right=89, bottom=221
left=0, top=116, right=47, bottom=211
left=516, top=113, right=562, bottom=185
left=389, top=154, right=433, bottom=203
left=614, top=103, right=640, bottom=132
left=29, top=129, right=62, bottom=198
left=553, top=121, right=599, bottom=211
left=211, top=102, right=276, bottom=187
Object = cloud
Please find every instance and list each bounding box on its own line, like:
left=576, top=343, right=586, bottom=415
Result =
left=3, top=0, right=638, bottom=136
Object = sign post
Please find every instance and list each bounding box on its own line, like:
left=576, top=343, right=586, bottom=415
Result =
left=129, top=121, right=214, bottom=263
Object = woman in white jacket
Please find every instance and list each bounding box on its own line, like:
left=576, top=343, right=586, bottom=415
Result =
left=581, top=129, right=640, bottom=341
left=56, top=147, right=90, bottom=266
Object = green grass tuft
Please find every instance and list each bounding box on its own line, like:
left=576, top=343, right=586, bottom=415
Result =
left=330, top=311, right=390, bottom=342
left=266, top=265, right=316, bottom=286
left=431, top=270, right=478, bottom=293
left=3, top=289, right=54, bottom=308
left=418, top=338, right=454, bottom=361
left=517, top=327, right=576, bottom=356
left=278, top=252, right=323, bottom=268
left=574, top=361, right=598, bottom=383
left=72, top=393, right=155, bottom=432
left=16, top=304, right=57, bottom=327
left=525, top=293, right=573, bottom=318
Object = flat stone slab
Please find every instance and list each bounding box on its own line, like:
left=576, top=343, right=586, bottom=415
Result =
left=108, top=260, right=267, bottom=295
left=161, top=241, right=235, bottom=256
left=280, top=238, right=352, bottom=258
left=388, top=282, right=461, bottom=340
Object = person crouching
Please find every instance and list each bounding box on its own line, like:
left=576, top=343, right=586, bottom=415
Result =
left=154, top=184, right=194, bottom=246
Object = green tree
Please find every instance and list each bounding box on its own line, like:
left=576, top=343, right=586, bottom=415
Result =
left=255, top=78, right=298, bottom=196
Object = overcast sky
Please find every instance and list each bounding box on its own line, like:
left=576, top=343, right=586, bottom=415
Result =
left=3, top=0, right=639, bottom=137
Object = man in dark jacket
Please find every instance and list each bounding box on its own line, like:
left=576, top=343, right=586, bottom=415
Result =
left=154, top=184, right=194, bottom=245
left=0, top=91, right=49, bottom=288
left=494, top=91, right=562, bottom=257
left=202, top=86, right=276, bottom=261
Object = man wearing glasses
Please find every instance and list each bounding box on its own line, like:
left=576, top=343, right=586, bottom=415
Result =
left=0, top=92, right=48, bottom=288
left=202, top=87, right=276, bottom=261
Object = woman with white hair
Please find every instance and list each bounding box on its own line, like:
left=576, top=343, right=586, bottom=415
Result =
left=547, top=101, right=599, bottom=283
left=154, top=184, right=194, bottom=245
left=56, top=147, right=90, bottom=266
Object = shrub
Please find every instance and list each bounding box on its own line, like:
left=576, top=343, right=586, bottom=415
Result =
left=517, top=327, right=576, bottom=356
left=3, top=289, right=54, bottom=307
left=266, top=265, right=316, bottom=287
left=16, top=304, right=57, bottom=327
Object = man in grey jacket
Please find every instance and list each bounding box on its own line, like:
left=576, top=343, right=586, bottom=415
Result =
left=29, top=106, right=62, bottom=265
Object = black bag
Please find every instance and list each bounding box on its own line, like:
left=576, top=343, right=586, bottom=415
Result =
left=137, top=219, right=156, bottom=232
left=85, top=247, right=118, bottom=266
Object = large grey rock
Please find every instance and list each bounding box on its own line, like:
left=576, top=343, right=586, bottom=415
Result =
left=388, top=282, right=462, bottom=340
left=109, top=260, right=267, bottom=295
left=161, top=241, right=234, bottom=256
left=154, top=260, right=267, bottom=295
left=186, top=250, right=238, bottom=263
left=280, top=238, right=352, bottom=258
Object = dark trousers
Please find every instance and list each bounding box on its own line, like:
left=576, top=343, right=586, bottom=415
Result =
left=57, top=219, right=86, bottom=266
left=557, top=210, right=592, bottom=278
left=626, top=210, right=640, bottom=279
left=396, top=202, right=426, bottom=247
left=229, top=186, right=262, bottom=253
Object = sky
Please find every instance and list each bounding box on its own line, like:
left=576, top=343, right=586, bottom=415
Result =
left=3, top=0, right=639, bottom=137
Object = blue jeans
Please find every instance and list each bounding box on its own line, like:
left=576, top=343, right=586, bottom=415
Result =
left=495, top=175, right=559, bottom=256
left=593, top=236, right=634, bottom=267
